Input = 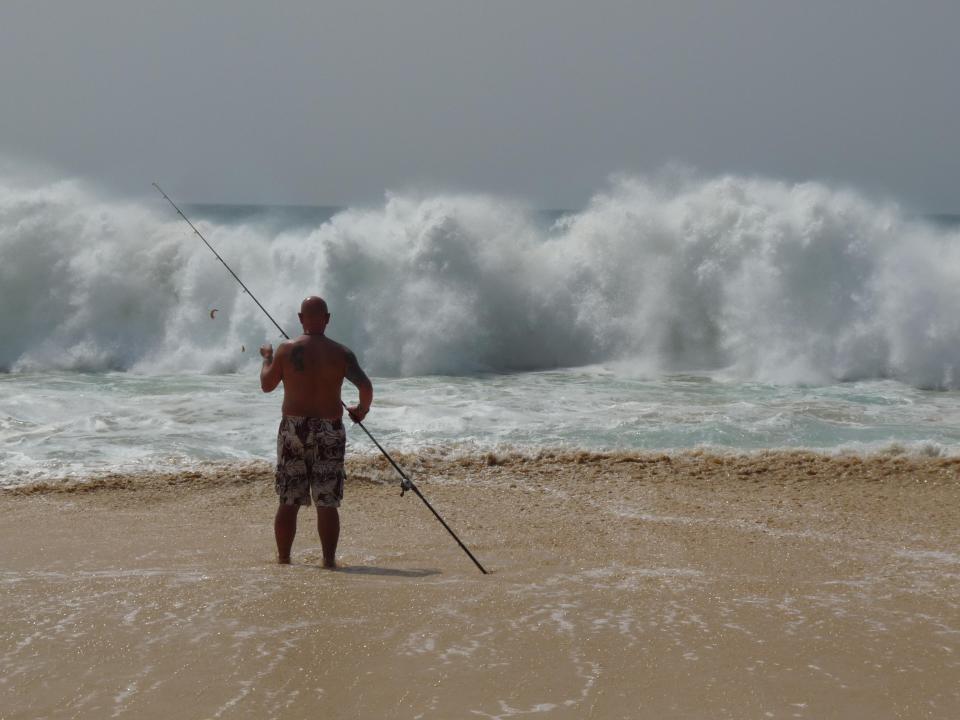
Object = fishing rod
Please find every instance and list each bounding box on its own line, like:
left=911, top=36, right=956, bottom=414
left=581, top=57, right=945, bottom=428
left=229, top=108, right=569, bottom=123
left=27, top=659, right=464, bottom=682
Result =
left=153, top=183, right=489, bottom=574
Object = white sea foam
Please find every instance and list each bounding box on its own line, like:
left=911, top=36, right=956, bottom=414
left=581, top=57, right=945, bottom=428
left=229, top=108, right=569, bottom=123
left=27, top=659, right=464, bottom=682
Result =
left=2, top=170, right=960, bottom=386
left=5, top=170, right=960, bottom=480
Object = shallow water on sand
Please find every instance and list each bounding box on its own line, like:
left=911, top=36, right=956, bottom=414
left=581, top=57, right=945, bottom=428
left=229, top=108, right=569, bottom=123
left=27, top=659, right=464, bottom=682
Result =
left=2, top=454, right=958, bottom=719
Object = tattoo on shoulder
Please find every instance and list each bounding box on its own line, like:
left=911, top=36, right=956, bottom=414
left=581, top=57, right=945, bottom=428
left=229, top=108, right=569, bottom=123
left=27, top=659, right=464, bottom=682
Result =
left=345, top=349, right=370, bottom=387
left=291, top=346, right=306, bottom=372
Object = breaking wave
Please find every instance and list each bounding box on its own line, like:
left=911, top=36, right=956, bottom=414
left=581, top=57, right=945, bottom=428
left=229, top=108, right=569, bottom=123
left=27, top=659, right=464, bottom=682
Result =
left=2, top=170, right=959, bottom=387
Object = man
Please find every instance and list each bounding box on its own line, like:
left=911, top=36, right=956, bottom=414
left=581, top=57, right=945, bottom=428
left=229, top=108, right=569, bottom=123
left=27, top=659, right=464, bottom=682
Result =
left=259, top=296, right=373, bottom=568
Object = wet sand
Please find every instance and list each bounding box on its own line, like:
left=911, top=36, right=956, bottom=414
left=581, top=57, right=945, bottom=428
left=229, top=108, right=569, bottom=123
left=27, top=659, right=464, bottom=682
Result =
left=2, top=450, right=958, bottom=719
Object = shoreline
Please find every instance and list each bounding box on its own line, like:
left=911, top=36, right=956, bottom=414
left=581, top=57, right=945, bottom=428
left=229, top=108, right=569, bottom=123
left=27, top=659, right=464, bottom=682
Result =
left=2, top=450, right=958, bottom=718
left=5, top=445, right=960, bottom=494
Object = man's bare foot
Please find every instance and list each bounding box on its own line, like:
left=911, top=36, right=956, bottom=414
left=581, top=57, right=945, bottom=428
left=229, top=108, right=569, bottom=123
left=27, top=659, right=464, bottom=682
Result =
left=322, top=558, right=338, bottom=570
left=278, top=556, right=291, bottom=565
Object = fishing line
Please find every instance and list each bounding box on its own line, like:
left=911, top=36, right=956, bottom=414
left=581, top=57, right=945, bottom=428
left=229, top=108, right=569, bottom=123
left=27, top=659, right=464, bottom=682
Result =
left=153, top=183, right=488, bottom=574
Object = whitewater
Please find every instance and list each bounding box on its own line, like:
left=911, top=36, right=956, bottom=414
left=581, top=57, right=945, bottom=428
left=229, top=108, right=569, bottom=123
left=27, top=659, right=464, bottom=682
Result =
left=3, top=170, right=960, bottom=483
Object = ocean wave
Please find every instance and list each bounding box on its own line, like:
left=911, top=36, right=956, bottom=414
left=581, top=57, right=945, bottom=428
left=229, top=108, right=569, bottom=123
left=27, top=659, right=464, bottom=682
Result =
left=2, top=170, right=960, bottom=387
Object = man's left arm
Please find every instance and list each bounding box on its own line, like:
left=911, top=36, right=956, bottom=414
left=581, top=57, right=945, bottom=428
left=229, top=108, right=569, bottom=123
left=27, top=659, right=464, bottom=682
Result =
left=345, top=348, right=373, bottom=422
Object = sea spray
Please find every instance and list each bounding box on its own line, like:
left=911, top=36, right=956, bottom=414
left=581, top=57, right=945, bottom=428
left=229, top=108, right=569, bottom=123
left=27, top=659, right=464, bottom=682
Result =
left=2, top=172, right=960, bottom=387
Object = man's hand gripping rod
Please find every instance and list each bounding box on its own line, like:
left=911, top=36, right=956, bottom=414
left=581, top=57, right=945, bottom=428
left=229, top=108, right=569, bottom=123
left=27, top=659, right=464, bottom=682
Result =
left=153, top=183, right=488, bottom=575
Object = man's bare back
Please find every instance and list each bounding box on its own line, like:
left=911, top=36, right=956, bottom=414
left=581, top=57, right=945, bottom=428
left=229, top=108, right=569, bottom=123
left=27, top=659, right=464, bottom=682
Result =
left=259, top=298, right=372, bottom=422
left=266, top=334, right=354, bottom=418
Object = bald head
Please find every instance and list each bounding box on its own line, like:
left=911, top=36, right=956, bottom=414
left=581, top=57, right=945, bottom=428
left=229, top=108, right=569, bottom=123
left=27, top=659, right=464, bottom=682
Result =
left=301, top=296, right=329, bottom=317
left=298, top=296, right=330, bottom=334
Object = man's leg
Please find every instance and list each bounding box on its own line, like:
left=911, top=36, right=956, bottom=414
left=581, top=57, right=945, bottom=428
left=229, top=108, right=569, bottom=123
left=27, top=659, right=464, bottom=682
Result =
left=316, top=506, right=340, bottom=569
left=275, top=503, right=301, bottom=564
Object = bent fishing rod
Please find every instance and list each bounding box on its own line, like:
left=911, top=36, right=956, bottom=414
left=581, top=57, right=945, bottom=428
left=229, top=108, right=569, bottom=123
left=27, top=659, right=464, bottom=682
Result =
left=152, top=183, right=487, bottom=574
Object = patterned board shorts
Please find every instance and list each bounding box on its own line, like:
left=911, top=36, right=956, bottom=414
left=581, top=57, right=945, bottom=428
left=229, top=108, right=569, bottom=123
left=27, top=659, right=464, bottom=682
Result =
left=275, top=416, right=346, bottom=507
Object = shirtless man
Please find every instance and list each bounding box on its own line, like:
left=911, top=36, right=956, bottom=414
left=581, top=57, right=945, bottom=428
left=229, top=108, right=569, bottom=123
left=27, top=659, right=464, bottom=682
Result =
left=259, top=296, right=373, bottom=567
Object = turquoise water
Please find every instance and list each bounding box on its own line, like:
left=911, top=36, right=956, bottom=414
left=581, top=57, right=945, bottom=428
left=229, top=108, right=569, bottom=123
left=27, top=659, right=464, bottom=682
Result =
left=3, top=368, right=960, bottom=484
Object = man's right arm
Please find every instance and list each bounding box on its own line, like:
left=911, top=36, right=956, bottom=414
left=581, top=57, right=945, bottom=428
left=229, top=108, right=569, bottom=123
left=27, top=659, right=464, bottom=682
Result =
left=260, top=342, right=287, bottom=392
left=345, top=348, right=373, bottom=421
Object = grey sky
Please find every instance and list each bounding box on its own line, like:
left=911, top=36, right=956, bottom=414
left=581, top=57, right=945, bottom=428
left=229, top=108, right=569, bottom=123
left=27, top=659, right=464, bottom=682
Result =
left=1, top=1, right=958, bottom=210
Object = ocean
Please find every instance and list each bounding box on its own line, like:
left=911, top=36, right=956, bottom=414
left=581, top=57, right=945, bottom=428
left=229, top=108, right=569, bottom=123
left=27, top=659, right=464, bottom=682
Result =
left=3, top=172, right=960, bottom=484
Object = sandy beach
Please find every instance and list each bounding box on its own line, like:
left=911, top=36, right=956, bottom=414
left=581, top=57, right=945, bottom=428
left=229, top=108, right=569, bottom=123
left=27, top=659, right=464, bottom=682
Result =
left=2, top=450, right=958, bottom=719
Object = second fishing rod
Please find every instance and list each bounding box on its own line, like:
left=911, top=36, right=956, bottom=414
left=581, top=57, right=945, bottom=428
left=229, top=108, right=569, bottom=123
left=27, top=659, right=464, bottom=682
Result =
left=153, top=183, right=488, bottom=575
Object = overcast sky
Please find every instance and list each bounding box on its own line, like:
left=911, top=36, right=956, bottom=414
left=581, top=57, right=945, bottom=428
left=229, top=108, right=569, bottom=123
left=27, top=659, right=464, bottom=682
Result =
left=1, top=1, right=958, bottom=210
